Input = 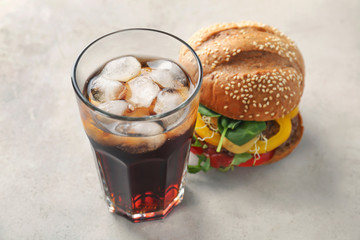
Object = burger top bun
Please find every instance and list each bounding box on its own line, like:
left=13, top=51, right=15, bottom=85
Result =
left=180, top=21, right=305, bottom=121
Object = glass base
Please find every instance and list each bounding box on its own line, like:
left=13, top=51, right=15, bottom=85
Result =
left=105, top=185, right=185, bottom=222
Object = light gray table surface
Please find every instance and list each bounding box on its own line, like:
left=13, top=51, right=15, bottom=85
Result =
left=1, top=0, right=359, bottom=239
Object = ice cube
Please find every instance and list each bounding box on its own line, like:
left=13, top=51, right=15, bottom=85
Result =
left=102, top=56, right=141, bottom=82
left=97, top=100, right=129, bottom=116
left=128, top=122, right=164, bottom=136
left=147, top=59, right=173, bottom=70
left=149, top=69, right=179, bottom=88
left=115, top=122, right=166, bottom=153
left=126, top=75, right=160, bottom=108
left=147, top=59, right=188, bottom=87
left=90, top=76, right=126, bottom=103
left=154, top=89, right=184, bottom=114
left=164, top=106, right=195, bottom=138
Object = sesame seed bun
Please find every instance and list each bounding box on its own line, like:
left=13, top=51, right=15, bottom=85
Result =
left=180, top=21, right=305, bottom=121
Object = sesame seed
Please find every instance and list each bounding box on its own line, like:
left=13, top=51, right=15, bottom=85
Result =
left=256, top=114, right=260, bottom=117
left=224, top=106, right=228, bottom=109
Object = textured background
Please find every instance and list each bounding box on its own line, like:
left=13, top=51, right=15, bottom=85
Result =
left=1, top=0, right=359, bottom=239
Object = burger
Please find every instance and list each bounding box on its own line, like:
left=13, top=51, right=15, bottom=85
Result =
left=179, top=21, right=305, bottom=172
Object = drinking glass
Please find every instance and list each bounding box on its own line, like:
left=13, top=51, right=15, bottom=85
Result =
left=71, top=29, right=202, bottom=222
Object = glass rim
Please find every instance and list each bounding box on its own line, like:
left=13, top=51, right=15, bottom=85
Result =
left=71, top=28, right=203, bottom=121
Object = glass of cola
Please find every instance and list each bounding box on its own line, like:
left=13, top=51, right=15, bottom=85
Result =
left=71, top=29, right=202, bottom=222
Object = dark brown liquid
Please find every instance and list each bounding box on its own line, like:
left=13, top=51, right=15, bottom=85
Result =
left=89, top=126, right=193, bottom=216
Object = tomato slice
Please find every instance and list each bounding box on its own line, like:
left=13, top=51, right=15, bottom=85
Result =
left=238, top=150, right=275, bottom=167
left=209, top=153, right=234, bottom=168
left=190, top=146, right=204, bottom=155
left=191, top=145, right=275, bottom=169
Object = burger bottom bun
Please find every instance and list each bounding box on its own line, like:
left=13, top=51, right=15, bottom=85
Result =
left=262, top=113, right=304, bottom=165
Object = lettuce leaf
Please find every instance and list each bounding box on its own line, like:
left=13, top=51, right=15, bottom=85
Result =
left=232, top=153, right=253, bottom=165
left=198, top=105, right=266, bottom=151
left=218, top=117, right=266, bottom=147
left=187, top=155, right=210, bottom=173
left=198, top=104, right=221, bottom=117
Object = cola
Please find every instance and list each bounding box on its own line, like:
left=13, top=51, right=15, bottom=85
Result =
left=80, top=56, right=197, bottom=221
left=88, top=127, right=193, bottom=219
